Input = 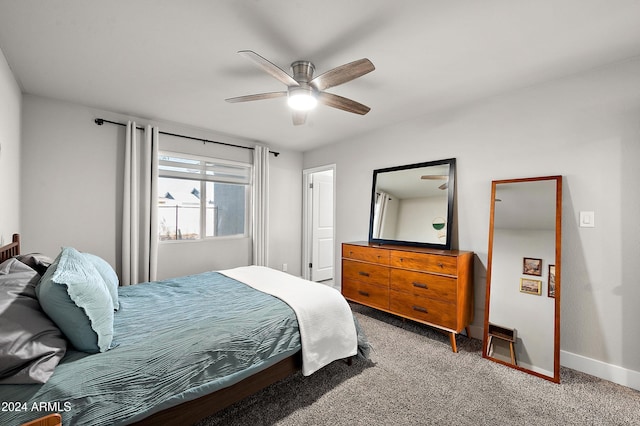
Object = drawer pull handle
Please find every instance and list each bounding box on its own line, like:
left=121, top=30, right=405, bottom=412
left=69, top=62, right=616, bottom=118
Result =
left=437, top=262, right=444, bottom=268
left=412, top=305, right=428, bottom=313
left=358, top=290, right=370, bottom=297
left=412, top=282, right=428, bottom=289
left=359, top=271, right=370, bottom=277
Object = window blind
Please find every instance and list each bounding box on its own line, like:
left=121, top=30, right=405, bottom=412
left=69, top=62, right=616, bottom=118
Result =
left=158, top=152, right=251, bottom=185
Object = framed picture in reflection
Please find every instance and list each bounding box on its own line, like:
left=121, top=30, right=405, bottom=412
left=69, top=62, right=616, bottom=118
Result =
left=520, top=278, right=542, bottom=295
left=523, top=257, right=542, bottom=276
left=548, top=265, right=556, bottom=298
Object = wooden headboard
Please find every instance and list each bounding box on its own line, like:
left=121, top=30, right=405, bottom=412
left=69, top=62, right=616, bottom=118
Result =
left=0, top=233, right=20, bottom=262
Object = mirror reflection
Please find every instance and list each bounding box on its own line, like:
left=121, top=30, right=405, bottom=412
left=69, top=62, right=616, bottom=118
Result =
left=369, top=159, right=455, bottom=249
left=483, top=176, right=562, bottom=383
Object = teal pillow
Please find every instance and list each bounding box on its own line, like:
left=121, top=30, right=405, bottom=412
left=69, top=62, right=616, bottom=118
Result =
left=36, top=247, right=114, bottom=353
left=83, top=253, right=119, bottom=311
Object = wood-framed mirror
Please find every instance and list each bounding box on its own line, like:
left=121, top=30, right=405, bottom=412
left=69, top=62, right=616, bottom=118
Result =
left=482, top=175, right=562, bottom=383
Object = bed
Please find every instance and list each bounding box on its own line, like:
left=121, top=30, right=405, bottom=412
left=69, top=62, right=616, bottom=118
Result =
left=0, top=234, right=368, bottom=425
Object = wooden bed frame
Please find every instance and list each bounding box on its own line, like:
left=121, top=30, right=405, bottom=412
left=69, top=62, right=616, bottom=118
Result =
left=0, top=233, right=20, bottom=263
left=1, top=234, right=303, bottom=425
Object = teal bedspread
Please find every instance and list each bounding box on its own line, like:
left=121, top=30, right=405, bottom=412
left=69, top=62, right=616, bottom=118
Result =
left=0, top=272, right=301, bottom=425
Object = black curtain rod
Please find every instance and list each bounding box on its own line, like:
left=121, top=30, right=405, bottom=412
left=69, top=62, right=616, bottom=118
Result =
left=94, top=118, right=279, bottom=157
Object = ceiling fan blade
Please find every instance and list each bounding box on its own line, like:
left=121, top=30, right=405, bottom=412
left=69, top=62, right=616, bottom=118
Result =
left=238, top=50, right=299, bottom=87
left=421, top=175, right=448, bottom=180
left=310, top=58, right=375, bottom=91
left=292, top=110, right=307, bottom=126
left=225, top=91, right=287, bottom=103
left=316, top=92, right=371, bottom=115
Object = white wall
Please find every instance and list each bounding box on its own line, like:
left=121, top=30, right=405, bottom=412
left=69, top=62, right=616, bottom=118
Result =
left=0, top=47, right=21, bottom=244
left=395, top=195, right=448, bottom=243
left=303, top=58, right=640, bottom=388
left=268, top=150, right=303, bottom=276
left=19, top=95, right=303, bottom=279
left=20, top=96, right=122, bottom=264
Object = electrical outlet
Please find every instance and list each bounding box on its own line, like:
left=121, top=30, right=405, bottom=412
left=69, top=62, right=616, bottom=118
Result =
left=282, top=263, right=288, bottom=272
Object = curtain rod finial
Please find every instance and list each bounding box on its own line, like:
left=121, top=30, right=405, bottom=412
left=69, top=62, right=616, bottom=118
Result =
left=95, top=118, right=104, bottom=125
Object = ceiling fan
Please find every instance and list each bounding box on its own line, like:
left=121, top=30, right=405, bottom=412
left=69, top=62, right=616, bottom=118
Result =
left=225, top=50, right=375, bottom=125
left=421, top=174, right=449, bottom=190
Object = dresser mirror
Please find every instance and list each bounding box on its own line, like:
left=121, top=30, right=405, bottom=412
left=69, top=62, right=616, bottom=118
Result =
left=483, top=176, right=562, bottom=383
left=368, top=158, right=456, bottom=250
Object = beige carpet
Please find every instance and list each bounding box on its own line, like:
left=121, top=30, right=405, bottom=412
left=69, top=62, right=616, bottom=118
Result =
left=198, top=303, right=640, bottom=426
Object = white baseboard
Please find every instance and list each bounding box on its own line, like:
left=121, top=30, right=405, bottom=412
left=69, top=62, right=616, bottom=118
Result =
left=561, top=350, right=640, bottom=391
left=466, top=327, right=639, bottom=391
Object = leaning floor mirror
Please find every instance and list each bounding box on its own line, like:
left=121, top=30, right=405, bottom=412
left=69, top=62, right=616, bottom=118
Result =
left=482, top=175, right=562, bottom=383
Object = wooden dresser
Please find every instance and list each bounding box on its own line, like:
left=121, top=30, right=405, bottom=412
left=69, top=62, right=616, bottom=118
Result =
left=342, top=241, right=474, bottom=352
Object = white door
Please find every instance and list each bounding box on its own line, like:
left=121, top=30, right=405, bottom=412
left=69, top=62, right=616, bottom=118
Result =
left=311, top=170, right=334, bottom=281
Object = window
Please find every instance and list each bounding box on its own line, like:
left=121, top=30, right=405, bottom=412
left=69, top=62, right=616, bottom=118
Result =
left=157, top=152, right=251, bottom=241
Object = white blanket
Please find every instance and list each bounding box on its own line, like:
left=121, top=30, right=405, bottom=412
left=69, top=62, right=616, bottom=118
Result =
left=219, top=266, right=357, bottom=376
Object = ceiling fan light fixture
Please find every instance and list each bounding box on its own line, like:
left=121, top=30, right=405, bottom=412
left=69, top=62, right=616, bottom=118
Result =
left=287, top=87, right=317, bottom=111
left=227, top=51, right=374, bottom=124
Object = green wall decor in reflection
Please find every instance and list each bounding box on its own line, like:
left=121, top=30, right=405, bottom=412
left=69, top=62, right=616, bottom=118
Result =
left=432, top=217, right=446, bottom=230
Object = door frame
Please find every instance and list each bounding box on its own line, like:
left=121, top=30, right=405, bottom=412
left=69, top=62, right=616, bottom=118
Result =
left=302, top=164, right=336, bottom=281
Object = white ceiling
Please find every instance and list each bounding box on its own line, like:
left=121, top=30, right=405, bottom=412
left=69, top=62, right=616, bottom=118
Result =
left=494, top=179, right=557, bottom=230
left=1, top=0, right=640, bottom=152
left=375, top=163, right=450, bottom=199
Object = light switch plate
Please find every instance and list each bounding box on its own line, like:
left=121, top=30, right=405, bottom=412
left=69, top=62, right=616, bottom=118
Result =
left=579, top=211, right=595, bottom=228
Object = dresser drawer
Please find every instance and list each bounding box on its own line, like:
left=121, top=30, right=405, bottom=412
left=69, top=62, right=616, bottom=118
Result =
left=343, top=259, right=389, bottom=287
left=390, top=251, right=457, bottom=275
left=343, top=244, right=389, bottom=265
left=390, top=269, right=457, bottom=303
left=343, top=279, right=389, bottom=310
left=390, top=290, right=457, bottom=330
